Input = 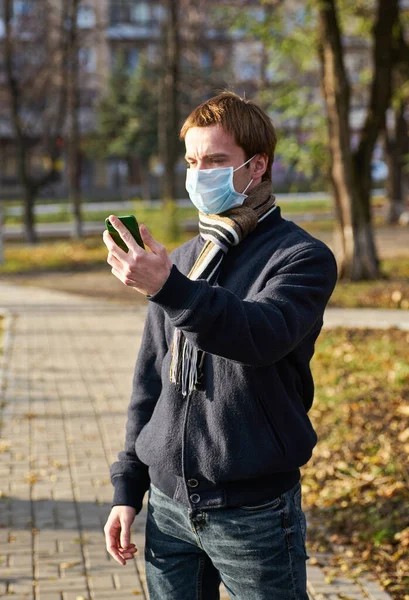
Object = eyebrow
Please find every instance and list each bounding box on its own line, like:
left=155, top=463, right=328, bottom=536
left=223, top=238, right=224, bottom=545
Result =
left=184, top=153, right=230, bottom=161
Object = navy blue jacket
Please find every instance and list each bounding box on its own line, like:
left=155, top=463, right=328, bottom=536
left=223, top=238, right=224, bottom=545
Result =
left=110, top=206, right=338, bottom=512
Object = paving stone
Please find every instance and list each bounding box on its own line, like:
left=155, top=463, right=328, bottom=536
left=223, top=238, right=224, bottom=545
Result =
left=7, top=581, right=36, bottom=594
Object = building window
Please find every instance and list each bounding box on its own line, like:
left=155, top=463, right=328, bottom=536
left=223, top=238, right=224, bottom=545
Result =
left=200, top=50, right=212, bottom=70
left=111, top=47, right=140, bottom=72
left=125, top=47, right=139, bottom=70
left=79, top=47, right=97, bottom=73
left=13, top=0, right=36, bottom=17
left=77, top=5, right=96, bottom=29
left=109, top=1, right=151, bottom=26
left=234, top=42, right=262, bottom=82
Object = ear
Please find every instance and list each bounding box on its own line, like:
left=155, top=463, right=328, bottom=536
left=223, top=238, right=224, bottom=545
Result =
left=252, top=154, right=268, bottom=180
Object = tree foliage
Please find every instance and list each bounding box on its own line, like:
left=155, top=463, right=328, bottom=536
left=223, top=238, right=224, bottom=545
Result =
left=232, top=1, right=328, bottom=189
left=90, top=55, right=159, bottom=163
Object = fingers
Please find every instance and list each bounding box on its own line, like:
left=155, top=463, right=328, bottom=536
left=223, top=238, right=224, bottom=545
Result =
left=120, top=521, right=131, bottom=550
left=140, top=224, right=167, bottom=257
left=105, top=524, right=127, bottom=566
left=102, top=229, right=128, bottom=259
left=105, top=536, right=137, bottom=565
left=107, top=250, right=120, bottom=267
left=108, top=215, right=141, bottom=253
left=107, top=537, right=126, bottom=565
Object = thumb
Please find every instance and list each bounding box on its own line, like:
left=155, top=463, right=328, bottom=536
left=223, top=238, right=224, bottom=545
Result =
left=140, top=225, right=166, bottom=256
left=120, top=518, right=131, bottom=549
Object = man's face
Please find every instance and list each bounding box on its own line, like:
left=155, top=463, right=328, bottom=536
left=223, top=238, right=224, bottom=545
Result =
left=184, top=125, right=256, bottom=194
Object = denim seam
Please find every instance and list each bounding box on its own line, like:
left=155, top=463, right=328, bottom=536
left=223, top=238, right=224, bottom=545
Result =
left=282, top=502, right=299, bottom=600
left=293, top=489, right=309, bottom=559
left=197, top=555, right=205, bottom=600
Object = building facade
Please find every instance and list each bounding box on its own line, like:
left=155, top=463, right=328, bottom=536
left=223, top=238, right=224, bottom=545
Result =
left=0, top=0, right=381, bottom=200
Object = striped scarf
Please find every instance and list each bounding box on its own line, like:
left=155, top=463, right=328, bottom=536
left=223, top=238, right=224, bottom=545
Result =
left=170, top=181, right=276, bottom=397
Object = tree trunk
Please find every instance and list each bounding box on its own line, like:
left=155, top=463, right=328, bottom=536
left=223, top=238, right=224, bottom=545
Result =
left=23, top=186, right=37, bottom=245
left=68, top=0, right=83, bottom=239
left=139, top=156, right=151, bottom=201
left=385, top=101, right=409, bottom=223
left=0, top=202, right=4, bottom=265
left=317, top=0, right=398, bottom=280
left=384, top=109, right=404, bottom=224
left=159, top=0, right=181, bottom=241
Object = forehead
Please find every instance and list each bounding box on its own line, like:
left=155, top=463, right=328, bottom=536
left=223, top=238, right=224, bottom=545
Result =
left=184, top=125, right=244, bottom=158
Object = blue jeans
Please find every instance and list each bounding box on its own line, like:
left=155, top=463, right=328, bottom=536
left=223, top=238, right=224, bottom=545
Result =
left=144, top=482, right=309, bottom=599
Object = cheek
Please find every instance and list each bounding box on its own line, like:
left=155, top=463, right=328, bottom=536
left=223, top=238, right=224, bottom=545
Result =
left=232, top=169, right=249, bottom=192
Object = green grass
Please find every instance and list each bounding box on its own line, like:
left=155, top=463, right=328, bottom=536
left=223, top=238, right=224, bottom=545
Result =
left=0, top=230, right=193, bottom=275
left=0, top=238, right=107, bottom=274
left=304, top=328, right=409, bottom=599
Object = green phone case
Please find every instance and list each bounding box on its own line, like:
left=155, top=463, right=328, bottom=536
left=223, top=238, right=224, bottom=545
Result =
left=105, top=215, right=145, bottom=252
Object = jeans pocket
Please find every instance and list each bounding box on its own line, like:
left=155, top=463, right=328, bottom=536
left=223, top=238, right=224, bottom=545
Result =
left=239, top=495, right=282, bottom=512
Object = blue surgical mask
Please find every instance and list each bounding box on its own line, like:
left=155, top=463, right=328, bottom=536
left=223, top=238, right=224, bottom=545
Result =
left=185, top=155, right=256, bottom=214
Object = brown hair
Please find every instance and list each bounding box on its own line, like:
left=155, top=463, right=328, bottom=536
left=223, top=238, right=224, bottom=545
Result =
left=180, top=92, right=277, bottom=181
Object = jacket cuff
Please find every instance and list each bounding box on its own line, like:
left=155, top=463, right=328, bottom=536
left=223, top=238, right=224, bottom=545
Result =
left=111, top=476, right=147, bottom=514
left=148, top=264, right=200, bottom=314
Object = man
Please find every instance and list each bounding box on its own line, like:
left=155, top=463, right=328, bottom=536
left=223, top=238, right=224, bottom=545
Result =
left=103, top=92, right=337, bottom=599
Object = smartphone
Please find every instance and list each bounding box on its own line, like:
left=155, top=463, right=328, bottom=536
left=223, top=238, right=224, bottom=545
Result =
left=105, top=215, right=145, bottom=252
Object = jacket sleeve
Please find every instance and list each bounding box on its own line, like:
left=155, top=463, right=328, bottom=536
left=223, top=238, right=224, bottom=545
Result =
left=110, top=302, right=168, bottom=512
left=149, top=245, right=337, bottom=367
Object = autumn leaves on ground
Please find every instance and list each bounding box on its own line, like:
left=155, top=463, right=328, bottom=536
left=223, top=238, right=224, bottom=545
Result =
left=305, top=328, right=409, bottom=600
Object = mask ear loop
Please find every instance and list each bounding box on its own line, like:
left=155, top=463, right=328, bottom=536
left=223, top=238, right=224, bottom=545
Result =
left=234, top=154, right=257, bottom=194
left=242, top=179, right=253, bottom=194
left=233, top=154, right=257, bottom=173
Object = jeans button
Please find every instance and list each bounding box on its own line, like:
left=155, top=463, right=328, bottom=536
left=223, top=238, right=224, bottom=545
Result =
left=190, top=493, right=201, bottom=504
left=187, top=478, right=199, bottom=488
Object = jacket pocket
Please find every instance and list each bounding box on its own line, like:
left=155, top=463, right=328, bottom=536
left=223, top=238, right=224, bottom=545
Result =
left=254, top=392, right=287, bottom=457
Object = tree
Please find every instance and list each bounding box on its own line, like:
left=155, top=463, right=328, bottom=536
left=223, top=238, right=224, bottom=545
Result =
left=0, top=201, right=4, bottom=264
left=232, top=2, right=328, bottom=192
left=237, top=0, right=407, bottom=278
left=159, top=0, right=181, bottom=240
left=384, top=19, right=409, bottom=224
left=317, top=0, right=399, bottom=279
left=384, top=100, right=409, bottom=224
left=3, top=0, right=71, bottom=244
left=67, top=0, right=83, bottom=239
left=90, top=54, right=159, bottom=200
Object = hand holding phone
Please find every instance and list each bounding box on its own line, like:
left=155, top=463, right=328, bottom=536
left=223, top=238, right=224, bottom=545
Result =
left=105, top=215, right=145, bottom=252
left=104, top=214, right=172, bottom=297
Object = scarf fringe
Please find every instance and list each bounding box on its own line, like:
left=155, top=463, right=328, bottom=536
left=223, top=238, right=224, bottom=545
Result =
left=170, top=330, right=205, bottom=397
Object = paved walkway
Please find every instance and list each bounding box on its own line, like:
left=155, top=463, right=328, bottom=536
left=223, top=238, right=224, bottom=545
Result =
left=0, top=282, right=395, bottom=600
